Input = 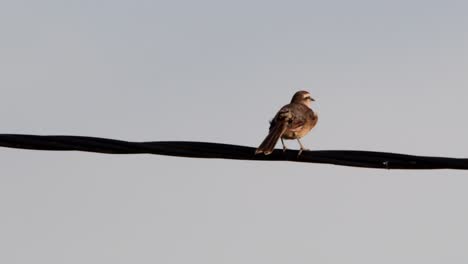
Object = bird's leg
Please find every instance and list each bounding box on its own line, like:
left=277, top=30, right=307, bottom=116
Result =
left=296, top=138, right=309, bottom=156
left=281, top=138, right=287, bottom=152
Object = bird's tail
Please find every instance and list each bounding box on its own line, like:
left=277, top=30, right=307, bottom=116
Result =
left=255, top=121, right=288, bottom=155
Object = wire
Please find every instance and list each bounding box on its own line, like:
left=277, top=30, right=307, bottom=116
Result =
left=0, top=134, right=466, bottom=170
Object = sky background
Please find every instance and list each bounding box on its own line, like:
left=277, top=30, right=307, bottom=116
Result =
left=1, top=0, right=467, bottom=263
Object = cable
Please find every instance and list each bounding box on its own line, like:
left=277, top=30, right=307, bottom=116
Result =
left=0, top=134, right=466, bottom=170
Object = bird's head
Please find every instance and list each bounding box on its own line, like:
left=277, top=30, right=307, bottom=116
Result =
left=291, top=90, right=315, bottom=107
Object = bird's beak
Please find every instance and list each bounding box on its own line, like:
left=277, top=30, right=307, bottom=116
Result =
left=311, top=98, right=315, bottom=101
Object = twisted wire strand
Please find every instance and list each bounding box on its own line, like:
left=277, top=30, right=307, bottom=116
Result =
left=0, top=134, right=467, bottom=170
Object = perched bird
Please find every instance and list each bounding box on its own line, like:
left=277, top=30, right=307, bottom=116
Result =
left=255, top=90, right=318, bottom=155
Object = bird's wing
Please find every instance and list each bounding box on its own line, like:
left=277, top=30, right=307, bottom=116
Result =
left=269, top=104, right=306, bottom=131
left=269, top=106, right=289, bottom=130
left=288, top=115, right=306, bottom=131
left=288, top=104, right=309, bottom=131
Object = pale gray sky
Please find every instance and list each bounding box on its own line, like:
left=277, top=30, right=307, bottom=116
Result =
left=1, top=0, right=468, bottom=263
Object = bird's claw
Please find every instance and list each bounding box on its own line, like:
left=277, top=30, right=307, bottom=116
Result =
left=297, top=148, right=309, bottom=157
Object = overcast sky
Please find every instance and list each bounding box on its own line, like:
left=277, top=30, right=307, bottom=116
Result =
left=1, top=0, right=468, bottom=263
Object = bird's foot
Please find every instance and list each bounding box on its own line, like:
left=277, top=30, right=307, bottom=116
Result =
left=297, top=147, right=309, bottom=157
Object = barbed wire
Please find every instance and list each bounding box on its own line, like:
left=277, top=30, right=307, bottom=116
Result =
left=0, top=134, right=466, bottom=170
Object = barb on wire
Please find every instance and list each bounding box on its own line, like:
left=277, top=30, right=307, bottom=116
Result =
left=0, top=134, right=467, bottom=170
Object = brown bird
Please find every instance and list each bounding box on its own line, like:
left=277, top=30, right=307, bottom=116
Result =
left=255, top=90, right=318, bottom=155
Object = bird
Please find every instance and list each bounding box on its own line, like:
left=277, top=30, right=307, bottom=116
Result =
left=255, top=90, right=318, bottom=156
